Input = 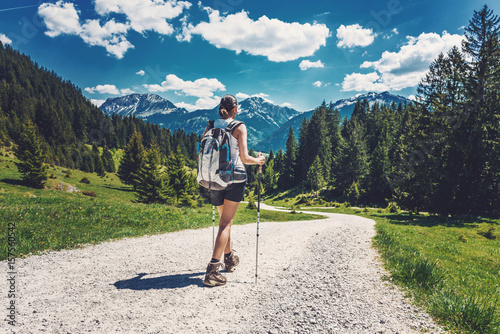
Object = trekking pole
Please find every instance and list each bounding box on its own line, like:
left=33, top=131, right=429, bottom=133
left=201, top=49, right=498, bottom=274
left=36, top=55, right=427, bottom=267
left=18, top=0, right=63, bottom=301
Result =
left=212, top=204, right=215, bottom=250
left=255, top=163, right=262, bottom=284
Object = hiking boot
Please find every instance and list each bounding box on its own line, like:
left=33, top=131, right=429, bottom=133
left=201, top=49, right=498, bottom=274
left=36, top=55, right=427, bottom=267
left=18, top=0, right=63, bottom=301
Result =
left=203, top=262, right=227, bottom=287
left=224, top=250, right=239, bottom=272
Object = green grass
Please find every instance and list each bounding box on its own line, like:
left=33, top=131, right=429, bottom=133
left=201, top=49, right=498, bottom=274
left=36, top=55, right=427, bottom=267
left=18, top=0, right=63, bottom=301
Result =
left=0, top=149, right=323, bottom=260
left=292, top=203, right=500, bottom=334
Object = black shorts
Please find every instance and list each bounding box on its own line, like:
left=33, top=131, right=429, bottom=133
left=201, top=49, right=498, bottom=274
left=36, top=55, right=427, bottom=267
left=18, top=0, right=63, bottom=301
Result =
left=210, top=181, right=246, bottom=206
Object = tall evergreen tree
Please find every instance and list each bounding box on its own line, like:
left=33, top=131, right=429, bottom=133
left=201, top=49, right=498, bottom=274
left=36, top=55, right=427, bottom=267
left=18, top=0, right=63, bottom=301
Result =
left=101, top=145, right=116, bottom=173
left=117, top=129, right=146, bottom=189
left=13, top=119, right=48, bottom=188
left=305, top=155, right=325, bottom=194
left=134, top=140, right=170, bottom=204
left=92, top=143, right=105, bottom=177
left=167, top=146, right=192, bottom=203
left=278, top=126, right=298, bottom=189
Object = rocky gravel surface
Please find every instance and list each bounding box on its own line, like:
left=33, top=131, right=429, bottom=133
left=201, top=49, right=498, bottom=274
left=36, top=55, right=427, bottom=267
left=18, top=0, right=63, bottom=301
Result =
left=4, top=205, right=443, bottom=333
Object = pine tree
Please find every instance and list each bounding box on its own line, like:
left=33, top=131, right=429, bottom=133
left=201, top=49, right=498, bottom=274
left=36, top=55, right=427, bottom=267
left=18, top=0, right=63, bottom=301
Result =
left=117, top=129, right=146, bottom=189
left=101, top=145, right=115, bottom=173
left=262, top=158, right=277, bottom=193
left=92, top=144, right=105, bottom=177
left=460, top=5, right=500, bottom=215
left=278, top=126, right=298, bottom=189
left=134, top=141, right=170, bottom=204
left=13, top=119, right=48, bottom=188
left=167, top=146, right=191, bottom=203
left=305, top=155, right=325, bottom=195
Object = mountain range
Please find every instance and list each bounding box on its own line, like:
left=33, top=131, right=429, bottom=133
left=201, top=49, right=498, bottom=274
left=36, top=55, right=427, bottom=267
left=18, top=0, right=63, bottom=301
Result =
left=99, top=91, right=410, bottom=152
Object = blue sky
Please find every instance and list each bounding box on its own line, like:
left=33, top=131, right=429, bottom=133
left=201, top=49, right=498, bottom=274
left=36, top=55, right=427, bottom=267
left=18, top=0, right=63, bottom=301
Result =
left=0, top=0, right=499, bottom=112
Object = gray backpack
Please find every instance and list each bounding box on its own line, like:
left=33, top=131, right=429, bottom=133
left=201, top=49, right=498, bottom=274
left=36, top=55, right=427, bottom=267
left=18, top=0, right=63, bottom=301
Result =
left=197, top=120, right=246, bottom=190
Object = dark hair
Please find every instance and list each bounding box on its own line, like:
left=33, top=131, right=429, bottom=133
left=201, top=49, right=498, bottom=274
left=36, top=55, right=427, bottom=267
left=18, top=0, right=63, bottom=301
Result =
left=219, top=95, right=238, bottom=119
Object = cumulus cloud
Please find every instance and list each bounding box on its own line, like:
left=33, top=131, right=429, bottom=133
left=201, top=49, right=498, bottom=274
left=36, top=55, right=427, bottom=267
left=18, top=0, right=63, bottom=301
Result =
left=342, top=31, right=464, bottom=91
left=143, top=74, right=225, bottom=98
left=336, top=24, right=376, bottom=48
left=0, top=33, right=12, bottom=45
left=176, top=95, right=221, bottom=111
left=280, top=102, right=292, bottom=107
left=299, top=60, right=324, bottom=71
left=236, top=92, right=250, bottom=100
left=90, top=99, right=106, bottom=107
left=313, top=81, right=323, bottom=87
left=38, top=0, right=190, bottom=58
left=184, top=8, right=330, bottom=62
left=235, top=92, right=273, bottom=103
left=85, top=84, right=133, bottom=95
left=94, top=0, right=191, bottom=35
left=136, top=70, right=145, bottom=76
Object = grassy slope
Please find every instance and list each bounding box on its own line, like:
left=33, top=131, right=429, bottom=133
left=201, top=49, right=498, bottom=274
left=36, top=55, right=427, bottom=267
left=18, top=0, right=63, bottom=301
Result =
left=0, top=147, right=323, bottom=260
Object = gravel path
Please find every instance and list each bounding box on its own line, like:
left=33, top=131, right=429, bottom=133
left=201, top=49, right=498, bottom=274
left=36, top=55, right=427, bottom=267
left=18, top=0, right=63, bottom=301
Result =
left=4, top=204, right=443, bottom=333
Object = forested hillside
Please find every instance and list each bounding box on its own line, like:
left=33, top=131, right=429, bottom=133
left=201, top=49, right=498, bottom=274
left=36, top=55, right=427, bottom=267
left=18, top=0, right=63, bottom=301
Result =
left=0, top=43, right=199, bottom=171
left=269, top=6, right=500, bottom=217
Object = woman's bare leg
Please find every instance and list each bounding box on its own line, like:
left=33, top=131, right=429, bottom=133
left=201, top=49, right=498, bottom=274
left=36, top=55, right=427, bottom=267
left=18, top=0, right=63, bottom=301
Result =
left=212, top=199, right=239, bottom=261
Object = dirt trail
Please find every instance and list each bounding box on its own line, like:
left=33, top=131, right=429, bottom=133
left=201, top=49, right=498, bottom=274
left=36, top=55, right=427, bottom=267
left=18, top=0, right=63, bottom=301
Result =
left=4, top=205, right=442, bottom=333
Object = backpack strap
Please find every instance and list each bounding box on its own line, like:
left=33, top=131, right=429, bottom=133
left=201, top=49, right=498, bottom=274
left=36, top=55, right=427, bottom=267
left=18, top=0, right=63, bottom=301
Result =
left=207, top=120, right=215, bottom=130
left=225, top=120, right=244, bottom=135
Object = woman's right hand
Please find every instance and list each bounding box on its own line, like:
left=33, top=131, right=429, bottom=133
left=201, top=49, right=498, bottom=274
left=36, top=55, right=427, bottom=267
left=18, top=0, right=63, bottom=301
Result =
left=256, top=153, right=265, bottom=165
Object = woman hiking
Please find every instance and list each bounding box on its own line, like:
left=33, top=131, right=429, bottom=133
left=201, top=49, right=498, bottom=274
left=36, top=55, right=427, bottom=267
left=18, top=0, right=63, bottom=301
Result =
left=203, top=94, right=265, bottom=287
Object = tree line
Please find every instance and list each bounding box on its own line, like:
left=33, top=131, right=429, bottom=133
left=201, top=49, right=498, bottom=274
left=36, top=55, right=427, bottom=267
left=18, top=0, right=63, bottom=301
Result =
left=0, top=41, right=200, bottom=172
left=264, top=5, right=500, bottom=217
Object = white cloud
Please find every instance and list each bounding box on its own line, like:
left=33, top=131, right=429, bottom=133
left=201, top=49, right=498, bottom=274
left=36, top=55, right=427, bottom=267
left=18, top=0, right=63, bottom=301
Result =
left=342, top=31, right=464, bottom=91
left=85, top=84, right=133, bottom=95
left=251, top=93, right=273, bottom=103
left=236, top=92, right=250, bottom=100
left=38, top=0, right=190, bottom=58
left=185, top=9, right=330, bottom=62
left=312, top=81, right=330, bottom=88
left=342, top=72, right=389, bottom=92
left=299, top=59, right=324, bottom=71
left=120, top=88, right=135, bottom=95
left=0, top=33, right=12, bottom=45
left=38, top=1, right=133, bottom=58
left=176, top=95, right=221, bottom=111
left=143, top=74, right=225, bottom=98
left=280, top=102, right=292, bottom=107
left=90, top=99, right=106, bottom=107
left=136, top=70, right=145, bottom=76
left=94, top=0, right=191, bottom=35
left=336, top=24, right=376, bottom=48
left=313, top=81, right=323, bottom=87
left=79, top=19, right=133, bottom=59
left=38, top=1, right=82, bottom=37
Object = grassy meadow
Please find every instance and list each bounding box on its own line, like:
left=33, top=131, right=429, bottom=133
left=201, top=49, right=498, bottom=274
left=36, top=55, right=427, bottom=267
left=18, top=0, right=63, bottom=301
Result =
left=271, top=197, right=500, bottom=334
left=0, top=146, right=322, bottom=260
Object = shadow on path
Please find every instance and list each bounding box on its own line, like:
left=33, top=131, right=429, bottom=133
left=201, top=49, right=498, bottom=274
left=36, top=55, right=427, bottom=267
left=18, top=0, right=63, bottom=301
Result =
left=114, top=272, right=205, bottom=290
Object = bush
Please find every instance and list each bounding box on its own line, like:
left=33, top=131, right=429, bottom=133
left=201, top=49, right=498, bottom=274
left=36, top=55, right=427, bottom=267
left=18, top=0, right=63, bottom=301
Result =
left=247, top=194, right=256, bottom=210
left=49, top=173, right=57, bottom=179
left=82, top=190, right=97, bottom=197
left=387, top=201, right=400, bottom=214
left=80, top=177, right=90, bottom=184
left=478, top=226, right=497, bottom=240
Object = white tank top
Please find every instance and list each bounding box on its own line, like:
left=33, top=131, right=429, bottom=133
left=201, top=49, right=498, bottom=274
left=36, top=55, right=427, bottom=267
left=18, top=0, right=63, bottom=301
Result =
left=214, top=118, right=245, bottom=171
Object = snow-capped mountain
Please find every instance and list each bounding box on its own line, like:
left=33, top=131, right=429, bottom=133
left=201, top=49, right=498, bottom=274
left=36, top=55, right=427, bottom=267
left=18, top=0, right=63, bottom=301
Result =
left=255, top=91, right=410, bottom=152
left=333, top=91, right=409, bottom=118
left=100, top=93, right=188, bottom=118
left=99, top=94, right=301, bottom=148
left=99, top=92, right=409, bottom=152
